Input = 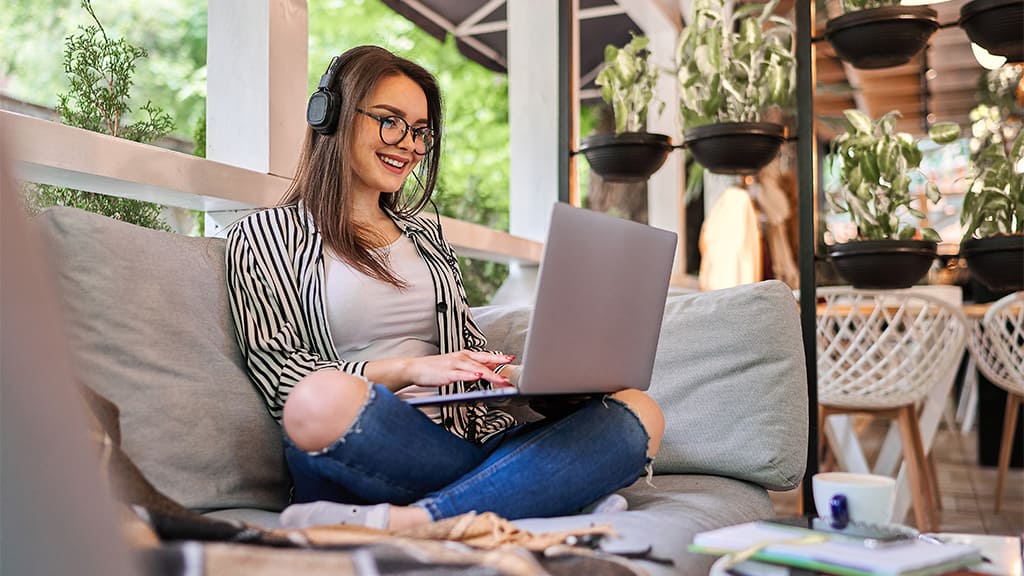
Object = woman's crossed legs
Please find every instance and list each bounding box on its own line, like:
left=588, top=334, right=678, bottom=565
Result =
left=282, top=370, right=663, bottom=529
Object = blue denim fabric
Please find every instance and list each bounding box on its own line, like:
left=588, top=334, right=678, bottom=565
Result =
left=284, top=384, right=650, bottom=521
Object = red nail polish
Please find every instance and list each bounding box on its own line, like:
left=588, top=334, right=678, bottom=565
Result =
left=475, top=372, right=483, bottom=378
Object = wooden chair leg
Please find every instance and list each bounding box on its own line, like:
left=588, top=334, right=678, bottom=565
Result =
left=818, top=406, right=828, bottom=468
left=908, top=405, right=939, bottom=531
left=823, top=446, right=838, bottom=472
left=928, top=450, right=942, bottom=511
left=995, top=392, right=1022, bottom=514
left=897, top=405, right=934, bottom=531
left=818, top=406, right=841, bottom=472
left=796, top=479, right=804, bottom=517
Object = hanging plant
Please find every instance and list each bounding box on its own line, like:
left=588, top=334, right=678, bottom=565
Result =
left=580, top=34, right=673, bottom=182
left=826, top=109, right=960, bottom=289
left=674, top=0, right=793, bottom=174
left=828, top=109, right=959, bottom=241
left=958, top=88, right=1024, bottom=292
left=675, top=0, right=794, bottom=129
left=825, top=0, right=938, bottom=69
left=595, top=33, right=663, bottom=135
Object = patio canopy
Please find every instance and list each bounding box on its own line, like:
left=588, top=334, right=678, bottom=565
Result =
left=381, top=0, right=984, bottom=137
left=379, top=0, right=643, bottom=101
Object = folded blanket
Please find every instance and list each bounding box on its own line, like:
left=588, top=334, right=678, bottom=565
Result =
left=290, top=511, right=616, bottom=552
left=142, top=539, right=643, bottom=576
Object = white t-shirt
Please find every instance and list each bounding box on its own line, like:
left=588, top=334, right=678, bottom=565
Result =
left=324, top=233, right=441, bottom=420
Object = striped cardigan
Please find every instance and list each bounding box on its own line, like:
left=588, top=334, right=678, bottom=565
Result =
left=225, top=203, right=516, bottom=442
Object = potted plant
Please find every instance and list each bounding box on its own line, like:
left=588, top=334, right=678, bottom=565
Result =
left=579, top=34, right=673, bottom=182
left=959, top=0, right=1023, bottom=64
left=826, top=109, right=960, bottom=289
left=960, top=103, right=1024, bottom=291
left=675, top=0, right=794, bottom=174
left=824, top=0, right=939, bottom=70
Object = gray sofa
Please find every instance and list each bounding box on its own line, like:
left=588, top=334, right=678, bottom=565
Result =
left=39, top=206, right=809, bottom=576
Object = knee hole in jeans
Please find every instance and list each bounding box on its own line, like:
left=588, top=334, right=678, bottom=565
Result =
left=283, top=371, right=371, bottom=452
left=609, top=389, right=665, bottom=458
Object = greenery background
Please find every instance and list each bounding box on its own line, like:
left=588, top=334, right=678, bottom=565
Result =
left=2, top=0, right=599, bottom=304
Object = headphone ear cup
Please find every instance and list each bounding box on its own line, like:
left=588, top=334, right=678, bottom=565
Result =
left=306, top=89, right=341, bottom=135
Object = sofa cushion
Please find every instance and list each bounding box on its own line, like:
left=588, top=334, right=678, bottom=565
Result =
left=38, top=207, right=290, bottom=512
left=472, top=280, right=808, bottom=491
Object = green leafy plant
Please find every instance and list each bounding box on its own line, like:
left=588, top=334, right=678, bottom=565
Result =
left=675, top=0, right=795, bottom=129
left=595, top=34, right=663, bottom=134
left=840, top=0, right=900, bottom=11
left=960, top=105, right=1023, bottom=240
left=25, top=0, right=174, bottom=231
left=827, top=109, right=960, bottom=241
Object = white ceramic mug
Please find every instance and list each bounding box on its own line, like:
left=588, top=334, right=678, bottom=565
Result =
left=812, top=472, right=896, bottom=526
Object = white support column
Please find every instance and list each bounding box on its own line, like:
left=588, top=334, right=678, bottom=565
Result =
left=508, top=0, right=560, bottom=244
left=615, top=0, right=686, bottom=277
left=646, top=30, right=686, bottom=277
left=207, top=0, right=307, bottom=179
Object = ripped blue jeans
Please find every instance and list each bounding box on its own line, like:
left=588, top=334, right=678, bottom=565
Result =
left=283, top=383, right=651, bottom=521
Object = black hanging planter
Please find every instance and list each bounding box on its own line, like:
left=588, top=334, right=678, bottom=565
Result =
left=961, top=235, right=1024, bottom=291
left=683, top=122, right=785, bottom=175
left=960, top=0, right=1024, bottom=63
left=825, top=6, right=939, bottom=69
left=829, top=239, right=938, bottom=289
left=578, top=132, right=674, bottom=182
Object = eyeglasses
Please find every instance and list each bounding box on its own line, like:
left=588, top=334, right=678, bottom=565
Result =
left=356, top=108, right=435, bottom=155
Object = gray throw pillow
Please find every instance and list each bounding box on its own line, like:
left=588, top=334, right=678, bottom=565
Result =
left=473, top=280, right=808, bottom=491
left=38, top=207, right=290, bottom=512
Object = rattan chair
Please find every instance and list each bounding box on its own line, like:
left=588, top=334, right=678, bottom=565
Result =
left=816, top=287, right=968, bottom=531
left=967, top=291, right=1024, bottom=513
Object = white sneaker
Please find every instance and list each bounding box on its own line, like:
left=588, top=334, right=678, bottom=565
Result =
left=280, top=501, right=390, bottom=530
left=584, top=493, right=629, bottom=514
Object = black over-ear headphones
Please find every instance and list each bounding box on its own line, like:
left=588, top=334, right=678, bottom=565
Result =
left=306, top=56, right=342, bottom=135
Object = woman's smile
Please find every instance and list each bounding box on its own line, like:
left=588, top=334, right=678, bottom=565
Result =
left=377, top=152, right=410, bottom=173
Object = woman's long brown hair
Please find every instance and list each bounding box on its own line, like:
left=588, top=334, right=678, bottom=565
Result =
left=281, top=45, right=443, bottom=288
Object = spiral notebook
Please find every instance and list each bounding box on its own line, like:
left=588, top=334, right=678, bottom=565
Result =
left=690, top=521, right=984, bottom=576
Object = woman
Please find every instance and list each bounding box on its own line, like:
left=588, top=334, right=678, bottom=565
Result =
left=226, top=45, right=664, bottom=531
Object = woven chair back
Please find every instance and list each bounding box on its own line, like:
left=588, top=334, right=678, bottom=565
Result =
left=816, top=287, right=968, bottom=409
left=971, top=291, right=1024, bottom=396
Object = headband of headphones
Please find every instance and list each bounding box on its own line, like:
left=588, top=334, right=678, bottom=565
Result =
left=306, top=56, right=342, bottom=135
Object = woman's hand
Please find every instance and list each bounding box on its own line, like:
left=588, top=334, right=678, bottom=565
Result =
left=404, top=351, right=515, bottom=387
left=365, top=351, right=515, bottom=391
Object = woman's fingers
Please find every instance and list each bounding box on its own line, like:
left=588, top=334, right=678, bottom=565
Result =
left=467, top=351, right=516, bottom=367
left=405, top=351, right=516, bottom=387
left=453, top=362, right=511, bottom=388
left=448, top=352, right=515, bottom=386
left=449, top=369, right=508, bottom=387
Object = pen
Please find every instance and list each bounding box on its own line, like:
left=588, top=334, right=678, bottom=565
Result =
left=918, top=534, right=992, bottom=564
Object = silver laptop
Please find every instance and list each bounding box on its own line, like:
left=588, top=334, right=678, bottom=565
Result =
left=407, top=202, right=677, bottom=406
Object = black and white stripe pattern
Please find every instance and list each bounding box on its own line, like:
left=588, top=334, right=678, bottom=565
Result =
left=225, top=203, right=515, bottom=442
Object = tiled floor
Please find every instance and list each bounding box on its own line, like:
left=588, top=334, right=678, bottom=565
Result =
left=769, top=418, right=1024, bottom=537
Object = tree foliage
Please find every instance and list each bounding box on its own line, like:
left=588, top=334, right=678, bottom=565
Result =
left=24, top=0, right=174, bottom=231
left=56, top=0, right=175, bottom=141
left=3, top=0, right=208, bottom=140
